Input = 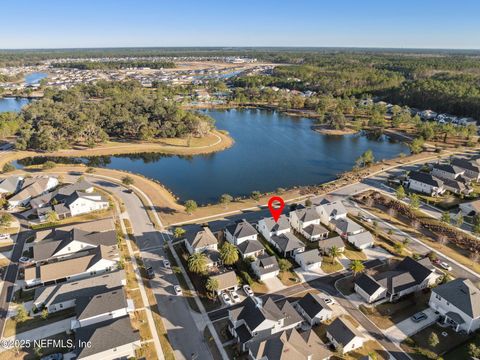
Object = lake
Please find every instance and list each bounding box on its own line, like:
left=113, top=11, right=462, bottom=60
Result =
left=15, top=109, right=409, bottom=204
left=0, top=97, right=31, bottom=113
left=24, top=72, right=47, bottom=85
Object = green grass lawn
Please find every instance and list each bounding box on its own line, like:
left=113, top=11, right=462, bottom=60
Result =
left=343, top=242, right=367, bottom=261
left=4, top=308, right=76, bottom=337
left=321, top=256, right=343, bottom=273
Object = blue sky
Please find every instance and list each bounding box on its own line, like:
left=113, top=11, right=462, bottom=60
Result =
left=1, top=0, right=480, bottom=49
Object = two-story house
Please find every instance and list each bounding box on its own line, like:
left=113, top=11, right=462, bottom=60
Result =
left=290, top=207, right=329, bottom=241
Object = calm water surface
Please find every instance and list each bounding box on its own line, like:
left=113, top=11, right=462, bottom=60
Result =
left=17, top=109, right=408, bottom=204
left=0, top=97, right=31, bottom=113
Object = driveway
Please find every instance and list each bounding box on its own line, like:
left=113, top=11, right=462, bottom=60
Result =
left=263, top=277, right=285, bottom=292
left=364, top=246, right=393, bottom=261
left=294, top=266, right=327, bottom=282
left=384, top=307, right=438, bottom=343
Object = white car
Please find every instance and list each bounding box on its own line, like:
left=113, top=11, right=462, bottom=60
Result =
left=221, top=292, right=233, bottom=306
left=323, top=297, right=335, bottom=305
left=19, top=257, right=31, bottom=264
left=440, top=262, right=452, bottom=271
left=163, top=260, right=171, bottom=269
left=0, top=234, right=10, bottom=240
left=229, top=290, right=240, bottom=303
left=243, top=285, right=254, bottom=297
left=173, top=285, right=183, bottom=296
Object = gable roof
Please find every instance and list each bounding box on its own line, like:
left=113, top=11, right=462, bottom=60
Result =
left=451, top=158, right=480, bottom=173
left=237, top=239, right=265, bottom=255
left=75, top=287, right=127, bottom=320
left=408, top=171, right=443, bottom=188
left=348, top=231, right=374, bottom=246
left=254, top=255, right=280, bottom=275
left=318, top=236, right=344, bottom=251
left=211, top=270, right=238, bottom=290
left=185, top=227, right=217, bottom=250
left=355, top=273, right=384, bottom=296
left=433, top=163, right=464, bottom=175
left=9, top=176, right=55, bottom=202
left=0, top=176, right=23, bottom=194
left=332, top=218, right=363, bottom=234
left=303, top=223, right=329, bottom=237
left=433, top=278, right=480, bottom=319
left=295, top=249, right=322, bottom=265
left=293, top=207, right=321, bottom=223
left=297, top=293, right=331, bottom=319
left=271, top=233, right=304, bottom=253
left=74, top=316, right=139, bottom=358
left=35, top=218, right=115, bottom=242
left=34, top=270, right=125, bottom=308
left=326, top=317, right=363, bottom=346
left=320, top=201, right=347, bottom=218
left=260, top=215, right=290, bottom=233
left=226, top=219, right=258, bottom=239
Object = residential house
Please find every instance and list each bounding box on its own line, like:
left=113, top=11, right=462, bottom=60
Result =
left=295, top=293, right=333, bottom=325
left=251, top=255, right=280, bottom=281
left=184, top=227, right=222, bottom=267
left=354, top=257, right=438, bottom=303
left=228, top=297, right=303, bottom=351
left=429, top=278, right=480, bottom=333
left=34, top=218, right=115, bottom=242
left=347, top=231, right=374, bottom=249
left=315, top=199, right=348, bottom=225
left=72, top=316, right=141, bottom=360
left=407, top=171, right=445, bottom=196
left=33, top=270, right=125, bottom=314
left=318, top=236, right=345, bottom=255
left=290, top=207, right=328, bottom=241
left=210, top=270, right=238, bottom=295
left=270, top=232, right=305, bottom=258
left=0, top=176, right=23, bottom=197
left=295, top=249, right=322, bottom=271
left=440, top=178, right=472, bottom=195
left=432, top=164, right=465, bottom=181
left=257, top=215, right=290, bottom=241
left=8, top=176, right=58, bottom=208
left=247, top=328, right=332, bottom=360
left=354, top=273, right=388, bottom=304
left=237, top=240, right=265, bottom=259
left=32, top=228, right=118, bottom=263
left=225, top=219, right=258, bottom=246
left=451, top=158, right=480, bottom=182
left=331, top=218, right=363, bottom=239
left=326, top=317, right=365, bottom=354
left=71, top=287, right=133, bottom=329
left=30, top=180, right=95, bottom=209
left=24, top=245, right=118, bottom=288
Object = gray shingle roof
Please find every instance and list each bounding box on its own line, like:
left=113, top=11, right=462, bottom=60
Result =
left=354, top=273, right=383, bottom=296
left=303, top=223, right=329, bottom=237
left=408, top=171, right=443, bottom=187
left=75, top=287, right=127, bottom=320
left=294, top=207, right=321, bottom=223
left=237, top=239, right=264, bottom=255
left=260, top=215, right=290, bottom=233
left=297, top=293, right=331, bottom=319
left=326, top=317, right=363, bottom=346
left=226, top=219, right=258, bottom=239
left=185, top=227, right=217, bottom=250
left=318, top=236, right=344, bottom=252
left=433, top=278, right=480, bottom=319
left=271, top=233, right=304, bottom=253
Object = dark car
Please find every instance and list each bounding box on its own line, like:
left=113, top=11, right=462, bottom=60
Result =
left=41, top=354, right=63, bottom=360
left=146, top=266, right=155, bottom=279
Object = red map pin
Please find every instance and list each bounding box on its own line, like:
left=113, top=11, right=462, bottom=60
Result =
left=268, top=196, right=285, bottom=222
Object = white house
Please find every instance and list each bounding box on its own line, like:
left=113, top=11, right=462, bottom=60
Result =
left=332, top=218, right=364, bottom=239
left=429, top=278, right=480, bottom=333
left=251, top=255, right=280, bottom=281
left=269, top=232, right=305, bottom=258
left=237, top=240, right=265, bottom=259
left=210, top=271, right=238, bottom=295
left=184, top=227, right=218, bottom=255
left=326, top=317, right=365, bottom=354
left=431, top=163, right=465, bottom=181
left=64, top=191, right=110, bottom=217
left=315, top=199, right=348, bottom=225
left=257, top=215, right=290, bottom=241
left=72, top=316, right=141, bottom=360
left=8, top=176, right=58, bottom=208
left=295, top=293, right=333, bottom=325
left=70, top=287, right=133, bottom=330
left=318, top=236, right=345, bottom=255
left=347, top=231, right=374, bottom=249
left=295, top=249, right=322, bottom=271
left=0, top=176, right=23, bottom=197
left=407, top=171, right=445, bottom=196
left=451, top=158, right=480, bottom=182
left=354, top=273, right=388, bottom=304
left=289, top=207, right=329, bottom=241
left=24, top=245, right=118, bottom=288
left=225, top=220, right=258, bottom=246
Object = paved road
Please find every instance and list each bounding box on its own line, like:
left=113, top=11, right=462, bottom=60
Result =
left=87, top=177, right=213, bottom=360
left=0, top=220, right=32, bottom=338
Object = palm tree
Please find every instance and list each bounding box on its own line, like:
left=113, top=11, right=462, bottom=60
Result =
left=46, top=210, right=59, bottom=223
left=205, top=277, right=219, bottom=295
left=220, top=243, right=238, bottom=265
left=329, top=246, right=340, bottom=264
left=349, top=260, right=365, bottom=277
left=187, top=253, right=208, bottom=274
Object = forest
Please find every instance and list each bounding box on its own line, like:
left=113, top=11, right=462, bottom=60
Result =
left=14, top=81, right=215, bottom=151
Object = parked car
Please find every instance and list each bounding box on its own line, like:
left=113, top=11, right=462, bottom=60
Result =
left=163, top=260, right=171, bottom=269
left=229, top=290, right=240, bottom=303
left=173, top=285, right=183, bottom=296
left=411, top=312, right=428, bottom=322
left=360, top=215, right=372, bottom=223
left=323, top=297, right=335, bottom=305
left=221, top=292, right=233, bottom=306
left=18, top=257, right=31, bottom=264
left=40, top=354, right=63, bottom=360
left=440, top=262, right=452, bottom=271
left=0, top=234, right=10, bottom=240
left=243, top=285, right=254, bottom=297
left=146, top=266, right=155, bottom=279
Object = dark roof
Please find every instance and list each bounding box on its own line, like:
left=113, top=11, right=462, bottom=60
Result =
left=75, top=287, right=127, bottom=320
left=354, top=273, right=383, bottom=296
left=254, top=255, right=280, bottom=275
left=433, top=163, right=463, bottom=175
left=225, top=219, right=258, bottom=239
left=433, top=278, right=480, bottom=318
left=237, top=239, right=265, bottom=255
left=230, top=297, right=284, bottom=335
left=408, top=171, right=443, bottom=187
left=303, top=224, right=329, bottom=237
left=326, top=317, right=363, bottom=346
left=451, top=158, right=479, bottom=173
left=271, top=233, right=304, bottom=253
left=74, top=316, right=139, bottom=358
left=297, top=293, right=331, bottom=319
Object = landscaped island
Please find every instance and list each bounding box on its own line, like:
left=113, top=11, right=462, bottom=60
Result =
left=13, top=81, right=218, bottom=151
